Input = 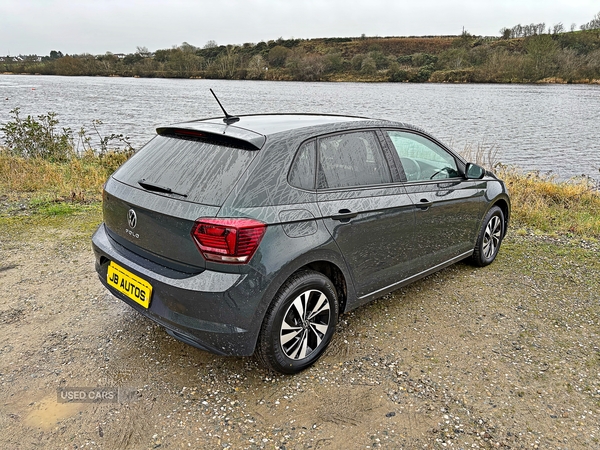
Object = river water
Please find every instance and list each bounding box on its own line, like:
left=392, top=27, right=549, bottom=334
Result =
left=1, top=74, right=599, bottom=180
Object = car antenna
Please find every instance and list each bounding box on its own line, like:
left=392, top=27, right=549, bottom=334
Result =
left=210, top=89, right=240, bottom=125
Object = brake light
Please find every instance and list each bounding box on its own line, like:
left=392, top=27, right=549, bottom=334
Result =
left=191, top=218, right=266, bottom=264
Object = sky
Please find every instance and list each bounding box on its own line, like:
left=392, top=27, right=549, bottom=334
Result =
left=1, top=0, right=599, bottom=56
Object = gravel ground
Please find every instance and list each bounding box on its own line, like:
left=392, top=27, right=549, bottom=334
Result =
left=0, top=215, right=599, bottom=449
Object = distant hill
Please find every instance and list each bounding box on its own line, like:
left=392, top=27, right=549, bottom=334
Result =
left=3, top=30, right=600, bottom=83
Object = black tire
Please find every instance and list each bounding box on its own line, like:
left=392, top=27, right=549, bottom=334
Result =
left=257, top=270, right=339, bottom=374
left=471, top=205, right=505, bottom=267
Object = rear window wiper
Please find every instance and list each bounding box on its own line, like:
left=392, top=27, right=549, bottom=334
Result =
left=138, top=179, right=188, bottom=197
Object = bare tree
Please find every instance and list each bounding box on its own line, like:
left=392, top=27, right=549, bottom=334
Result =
left=136, top=46, right=151, bottom=58
left=214, top=46, right=239, bottom=78
left=179, top=42, right=197, bottom=53
left=247, top=54, right=266, bottom=79
left=552, top=23, right=565, bottom=34
left=536, top=23, right=546, bottom=35
left=580, top=11, right=600, bottom=30
left=511, top=24, right=523, bottom=38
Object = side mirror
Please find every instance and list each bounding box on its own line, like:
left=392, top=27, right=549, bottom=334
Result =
left=465, top=163, right=486, bottom=180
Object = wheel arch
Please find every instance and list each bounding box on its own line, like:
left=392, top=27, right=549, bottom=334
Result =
left=299, top=260, right=348, bottom=314
left=248, top=248, right=354, bottom=352
left=491, top=197, right=510, bottom=237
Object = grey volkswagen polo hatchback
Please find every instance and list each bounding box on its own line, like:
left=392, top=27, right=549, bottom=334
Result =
left=92, top=111, right=510, bottom=374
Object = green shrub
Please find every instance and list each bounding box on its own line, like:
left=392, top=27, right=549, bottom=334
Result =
left=409, top=64, right=435, bottom=82
left=1, top=109, right=134, bottom=162
left=0, top=108, right=74, bottom=161
left=388, top=68, right=410, bottom=82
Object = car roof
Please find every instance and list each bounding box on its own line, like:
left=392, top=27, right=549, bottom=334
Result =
left=157, top=113, right=427, bottom=150
left=186, top=114, right=372, bottom=135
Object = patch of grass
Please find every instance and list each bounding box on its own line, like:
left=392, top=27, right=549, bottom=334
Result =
left=497, top=166, right=600, bottom=238
left=0, top=148, right=118, bottom=246
left=0, top=203, right=102, bottom=246
left=41, top=202, right=77, bottom=216
left=460, top=145, right=599, bottom=240
left=28, top=198, right=78, bottom=216
left=0, top=151, right=129, bottom=202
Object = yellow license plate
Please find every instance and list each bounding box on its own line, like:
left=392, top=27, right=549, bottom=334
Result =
left=107, top=262, right=152, bottom=309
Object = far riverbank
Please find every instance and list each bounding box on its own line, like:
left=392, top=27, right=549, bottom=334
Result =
left=3, top=30, right=600, bottom=84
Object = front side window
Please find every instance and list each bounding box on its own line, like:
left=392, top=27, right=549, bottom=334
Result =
left=386, top=131, right=459, bottom=182
left=317, top=131, right=391, bottom=189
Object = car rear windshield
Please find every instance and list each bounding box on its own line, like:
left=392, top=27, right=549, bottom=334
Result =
left=112, top=135, right=257, bottom=206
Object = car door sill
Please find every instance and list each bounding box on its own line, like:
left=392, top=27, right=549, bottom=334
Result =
left=358, top=250, right=473, bottom=300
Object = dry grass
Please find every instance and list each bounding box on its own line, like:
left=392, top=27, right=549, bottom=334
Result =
left=0, top=150, right=129, bottom=202
left=497, top=165, right=600, bottom=238
left=460, top=141, right=500, bottom=170
left=459, top=143, right=600, bottom=238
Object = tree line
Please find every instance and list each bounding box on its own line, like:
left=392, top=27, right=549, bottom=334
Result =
left=2, top=12, right=600, bottom=83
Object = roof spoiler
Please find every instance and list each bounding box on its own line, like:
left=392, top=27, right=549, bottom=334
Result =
left=156, top=126, right=265, bottom=150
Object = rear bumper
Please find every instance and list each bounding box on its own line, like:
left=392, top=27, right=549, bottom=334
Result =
left=91, top=223, right=265, bottom=356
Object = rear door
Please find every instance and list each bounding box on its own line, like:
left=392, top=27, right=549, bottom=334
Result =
left=315, top=130, right=416, bottom=299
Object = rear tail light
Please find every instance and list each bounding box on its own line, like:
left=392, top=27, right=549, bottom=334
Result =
left=191, top=218, right=266, bottom=264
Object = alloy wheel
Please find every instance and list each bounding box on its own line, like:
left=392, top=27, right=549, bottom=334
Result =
left=279, top=289, right=331, bottom=360
left=483, top=215, right=502, bottom=259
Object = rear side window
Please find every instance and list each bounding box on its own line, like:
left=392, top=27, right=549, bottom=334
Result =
left=112, top=135, right=256, bottom=206
left=317, top=131, right=391, bottom=189
left=289, top=141, right=316, bottom=190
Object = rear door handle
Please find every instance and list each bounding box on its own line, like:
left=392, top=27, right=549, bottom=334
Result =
left=415, top=199, right=432, bottom=210
left=332, top=209, right=358, bottom=221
